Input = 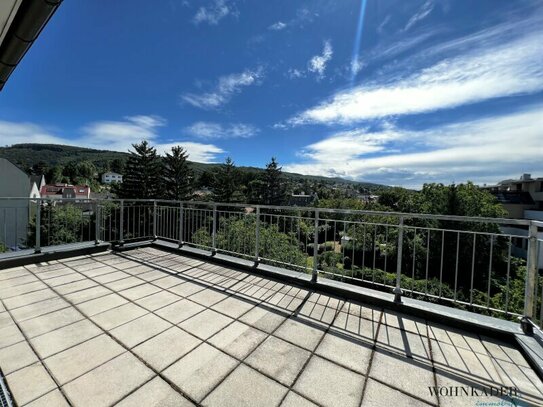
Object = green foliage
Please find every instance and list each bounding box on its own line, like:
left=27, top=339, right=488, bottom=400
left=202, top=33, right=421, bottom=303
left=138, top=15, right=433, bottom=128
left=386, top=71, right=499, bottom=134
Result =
left=118, top=141, right=163, bottom=199
left=212, top=157, right=245, bottom=203
left=0, top=242, right=7, bottom=253
left=191, top=215, right=308, bottom=270
left=163, top=146, right=194, bottom=201
left=260, top=157, right=287, bottom=205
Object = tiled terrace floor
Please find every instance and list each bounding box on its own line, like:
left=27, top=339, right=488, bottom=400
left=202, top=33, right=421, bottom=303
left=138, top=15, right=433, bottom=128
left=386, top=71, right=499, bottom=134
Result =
left=0, top=247, right=542, bottom=407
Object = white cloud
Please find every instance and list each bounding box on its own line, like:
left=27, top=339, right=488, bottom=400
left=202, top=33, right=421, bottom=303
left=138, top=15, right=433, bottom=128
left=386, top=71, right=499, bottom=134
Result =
left=81, top=115, right=167, bottom=151
left=181, top=67, right=264, bottom=110
left=185, top=121, right=258, bottom=139
left=0, top=121, right=66, bottom=145
left=404, top=0, right=434, bottom=31
left=155, top=142, right=224, bottom=163
left=350, top=57, right=365, bottom=76
left=308, top=40, right=333, bottom=79
left=284, top=105, right=543, bottom=187
left=286, top=68, right=305, bottom=79
left=193, top=0, right=231, bottom=25
left=0, top=115, right=224, bottom=163
left=268, top=21, right=287, bottom=31
left=291, top=27, right=543, bottom=125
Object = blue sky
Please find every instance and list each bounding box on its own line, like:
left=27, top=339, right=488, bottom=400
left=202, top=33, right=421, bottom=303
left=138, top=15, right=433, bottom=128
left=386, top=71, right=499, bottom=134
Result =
left=0, top=0, right=542, bottom=188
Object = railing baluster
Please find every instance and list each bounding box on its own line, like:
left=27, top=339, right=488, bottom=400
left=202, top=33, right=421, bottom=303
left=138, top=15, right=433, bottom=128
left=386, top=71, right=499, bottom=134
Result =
left=178, top=202, right=184, bottom=247
left=212, top=204, right=217, bottom=255
left=35, top=199, right=41, bottom=254
left=487, top=236, right=494, bottom=309
left=153, top=201, right=157, bottom=240
left=312, top=209, right=319, bottom=283
left=254, top=206, right=260, bottom=265
left=523, top=223, right=538, bottom=321
left=119, top=199, right=124, bottom=246
left=393, top=216, right=404, bottom=302
left=454, top=231, right=459, bottom=302
left=95, top=202, right=100, bottom=245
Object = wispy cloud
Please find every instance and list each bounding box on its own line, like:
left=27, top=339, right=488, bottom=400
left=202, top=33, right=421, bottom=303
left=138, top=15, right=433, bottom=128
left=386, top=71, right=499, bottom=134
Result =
left=193, top=0, right=233, bottom=25
left=284, top=105, right=543, bottom=187
left=404, top=0, right=434, bottom=31
left=0, top=115, right=224, bottom=163
left=268, top=21, right=287, bottom=31
left=290, top=22, right=543, bottom=125
left=181, top=67, right=264, bottom=110
left=185, top=121, right=258, bottom=139
left=308, top=40, right=333, bottom=80
left=154, top=142, right=224, bottom=163
left=286, top=68, right=305, bottom=79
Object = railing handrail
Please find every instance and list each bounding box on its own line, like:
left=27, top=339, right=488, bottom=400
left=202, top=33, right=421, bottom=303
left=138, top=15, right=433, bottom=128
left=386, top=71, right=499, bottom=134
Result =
left=0, top=197, right=538, bottom=227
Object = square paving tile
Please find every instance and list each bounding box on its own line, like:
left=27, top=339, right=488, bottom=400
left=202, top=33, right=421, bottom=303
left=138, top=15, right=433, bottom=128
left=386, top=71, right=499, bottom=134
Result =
left=239, top=305, right=288, bottom=333
left=208, top=321, right=267, bottom=359
left=246, top=336, right=310, bottom=386
left=62, top=352, right=154, bottom=407
left=179, top=309, right=233, bottom=340
left=119, top=284, right=161, bottom=301
left=25, top=389, right=70, bottom=407
left=133, top=326, right=201, bottom=371
left=63, top=286, right=112, bottom=304
left=44, top=334, right=125, bottom=385
left=169, top=282, right=206, bottom=297
left=211, top=296, right=256, bottom=318
left=376, top=324, right=431, bottom=362
left=30, top=319, right=102, bottom=358
left=189, top=289, right=230, bottom=307
left=153, top=275, right=185, bottom=289
left=332, top=309, right=379, bottom=341
left=274, top=317, right=326, bottom=351
left=115, top=377, right=195, bottom=407
left=3, top=288, right=57, bottom=309
left=9, top=297, right=69, bottom=322
left=369, top=349, right=437, bottom=404
left=76, top=293, right=128, bottom=316
left=203, top=364, right=288, bottom=407
left=163, top=343, right=238, bottom=402
left=19, top=307, right=84, bottom=338
left=362, top=378, right=432, bottom=406
left=135, top=291, right=181, bottom=311
left=5, top=362, right=57, bottom=406
left=55, top=279, right=98, bottom=295
left=91, top=302, right=149, bottom=330
left=281, top=391, right=318, bottom=407
left=105, top=276, right=144, bottom=292
left=315, top=331, right=373, bottom=374
left=294, top=356, right=365, bottom=407
left=110, top=313, right=172, bottom=348
left=156, top=298, right=205, bottom=324
left=0, top=340, right=39, bottom=374
left=0, top=323, right=26, bottom=348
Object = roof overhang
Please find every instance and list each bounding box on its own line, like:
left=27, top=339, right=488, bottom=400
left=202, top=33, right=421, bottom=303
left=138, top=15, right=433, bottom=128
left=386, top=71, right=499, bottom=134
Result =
left=0, top=0, right=62, bottom=91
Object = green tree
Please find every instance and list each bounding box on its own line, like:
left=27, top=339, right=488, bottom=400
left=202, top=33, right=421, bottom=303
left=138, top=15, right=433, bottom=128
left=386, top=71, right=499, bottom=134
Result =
left=163, top=146, right=194, bottom=200
left=260, top=157, right=286, bottom=206
left=118, top=141, right=163, bottom=199
left=110, top=158, right=126, bottom=174
left=212, top=157, right=244, bottom=203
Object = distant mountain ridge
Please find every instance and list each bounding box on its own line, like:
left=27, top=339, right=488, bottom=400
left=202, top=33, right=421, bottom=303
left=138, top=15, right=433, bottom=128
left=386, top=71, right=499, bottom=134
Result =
left=0, top=143, right=388, bottom=191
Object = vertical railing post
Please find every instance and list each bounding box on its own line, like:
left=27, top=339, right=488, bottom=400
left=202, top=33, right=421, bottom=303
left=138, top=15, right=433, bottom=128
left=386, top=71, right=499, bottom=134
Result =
left=95, top=201, right=100, bottom=244
left=522, top=222, right=538, bottom=334
left=254, top=206, right=260, bottom=266
left=211, top=204, right=217, bottom=255
left=119, top=200, right=124, bottom=246
left=393, top=216, right=404, bottom=302
left=178, top=202, right=184, bottom=247
left=312, top=209, right=319, bottom=283
left=153, top=201, right=157, bottom=240
left=34, top=199, right=41, bottom=254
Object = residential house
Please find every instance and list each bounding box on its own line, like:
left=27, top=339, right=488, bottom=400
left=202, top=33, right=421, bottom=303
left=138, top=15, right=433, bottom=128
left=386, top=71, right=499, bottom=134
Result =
left=0, top=158, right=43, bottom=249
left=40, top=184, right=91, bottom=200
left=288, top=193, right=318, bottom=207
left=101, top=172, right=123, bottom=184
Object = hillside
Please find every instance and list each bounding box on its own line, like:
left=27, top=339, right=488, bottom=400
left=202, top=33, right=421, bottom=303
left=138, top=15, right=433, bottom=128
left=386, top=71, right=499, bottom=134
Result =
left=0, top=143, right=388, bottom=191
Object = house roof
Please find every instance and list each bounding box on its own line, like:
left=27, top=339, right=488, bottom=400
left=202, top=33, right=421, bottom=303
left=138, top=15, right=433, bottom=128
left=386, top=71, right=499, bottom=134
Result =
left=40, top=184, right=90, bottom=197
left=494, top=191, right=535, bottom=205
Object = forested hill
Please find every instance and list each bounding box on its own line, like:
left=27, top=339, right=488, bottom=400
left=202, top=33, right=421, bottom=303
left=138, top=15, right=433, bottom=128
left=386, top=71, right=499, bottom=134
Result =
left=0, top=143, right=388, bottom=191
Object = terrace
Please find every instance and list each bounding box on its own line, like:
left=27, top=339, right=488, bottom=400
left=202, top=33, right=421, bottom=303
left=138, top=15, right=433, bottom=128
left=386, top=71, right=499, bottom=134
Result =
left=0, top=198, right=543, bottom=406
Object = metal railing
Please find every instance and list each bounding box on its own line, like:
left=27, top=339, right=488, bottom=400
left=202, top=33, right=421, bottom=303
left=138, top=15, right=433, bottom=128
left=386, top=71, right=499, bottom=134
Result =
left=0, top=197, right=541, bottom=329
